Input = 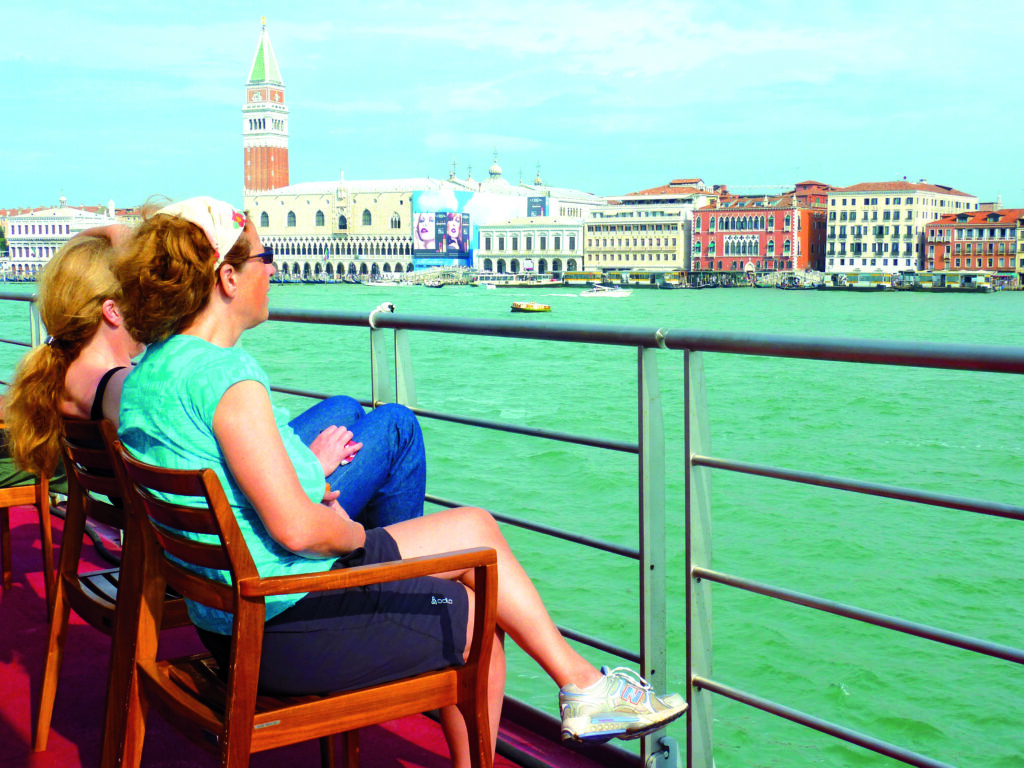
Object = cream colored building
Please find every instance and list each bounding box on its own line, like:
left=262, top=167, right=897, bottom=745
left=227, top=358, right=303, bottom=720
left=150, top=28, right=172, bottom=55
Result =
left=584, top=179, right=717, bottom=273
left=475, top=217, right=584, bottom=274
left=4, top=196, right=117, bottom=277
left=585, top=206, right=689, bottom=272
left=825, top=181, right=978, bottom=274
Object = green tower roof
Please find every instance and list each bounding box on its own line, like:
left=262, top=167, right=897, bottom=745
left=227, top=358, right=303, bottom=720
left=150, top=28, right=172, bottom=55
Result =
left=248, top=20, right=283, bottom=85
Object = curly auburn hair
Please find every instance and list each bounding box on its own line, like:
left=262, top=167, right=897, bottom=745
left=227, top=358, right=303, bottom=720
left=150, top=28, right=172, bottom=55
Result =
left=115, top=211, right=252, bottom=345
left=5, top=236, right=122, bottom=477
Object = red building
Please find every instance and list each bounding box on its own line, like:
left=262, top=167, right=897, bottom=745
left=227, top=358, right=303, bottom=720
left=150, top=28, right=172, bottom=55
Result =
left=925, top=208, right=1023, bottom=273
left=691, top=181, right=830, bottom=274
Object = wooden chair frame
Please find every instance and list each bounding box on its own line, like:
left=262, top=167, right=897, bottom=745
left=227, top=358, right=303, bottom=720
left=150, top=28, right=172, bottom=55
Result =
left=33, top=419, right=190, bottom=761
left=116, top=442, right=497, bottom=768
left=0, top=419, right=53, bottom=619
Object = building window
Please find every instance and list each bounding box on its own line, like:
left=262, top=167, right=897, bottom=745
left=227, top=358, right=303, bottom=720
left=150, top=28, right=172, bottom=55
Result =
left=569, top=236, right=576, bottom=250
left=484, top=237, right=492, bottom=251
left=315, top=210, right=325, bottom=227
left=540, top=236, right=547, bottom=250
left=512, top=237, right=519, bottom=251
left=554, top=236, right=561, bottom=250
left=338, top=215, right=347, bottom=230
left=498, top=237, right=505, bottom=250
left=362, top=209, right=372, bottom=226
left=390, top=213, right=401, bottom=229
left=260, top=211, right=270, bottom=227
left=287, top=211, right=296, bottom=227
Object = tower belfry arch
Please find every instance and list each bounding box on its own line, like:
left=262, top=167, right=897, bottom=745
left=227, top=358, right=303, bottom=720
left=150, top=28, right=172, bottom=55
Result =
left=243, top=18, right=289, bottom=192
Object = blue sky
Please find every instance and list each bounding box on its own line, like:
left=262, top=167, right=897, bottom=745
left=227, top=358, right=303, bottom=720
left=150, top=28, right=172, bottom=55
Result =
left=3, top=0, right=1023, bottom=210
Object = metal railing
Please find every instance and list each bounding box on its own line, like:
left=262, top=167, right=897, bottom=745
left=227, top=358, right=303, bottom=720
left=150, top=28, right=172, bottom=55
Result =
left=3, top=290, right=1022, bottom=768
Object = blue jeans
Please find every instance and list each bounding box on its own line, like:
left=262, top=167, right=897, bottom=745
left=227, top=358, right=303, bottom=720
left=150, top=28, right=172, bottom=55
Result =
left=287, top=396, right=425, bottom=529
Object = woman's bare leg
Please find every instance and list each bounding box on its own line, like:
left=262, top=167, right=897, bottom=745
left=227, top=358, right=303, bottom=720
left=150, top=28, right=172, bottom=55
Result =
left=438, top=609, right=506, bottom=768
left=387, top=507, right=602, bottom=691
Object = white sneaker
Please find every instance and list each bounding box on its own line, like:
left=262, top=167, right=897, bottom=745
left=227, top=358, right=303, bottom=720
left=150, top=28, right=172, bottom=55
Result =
left=559, top=666, right=687, bottom=743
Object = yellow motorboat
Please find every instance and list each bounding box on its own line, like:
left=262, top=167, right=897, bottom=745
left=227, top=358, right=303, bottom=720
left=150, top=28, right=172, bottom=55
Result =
left=510, top=301, right=551, bottom=313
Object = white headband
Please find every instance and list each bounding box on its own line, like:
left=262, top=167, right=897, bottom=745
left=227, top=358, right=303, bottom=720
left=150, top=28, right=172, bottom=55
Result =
left=158, top=196, right=247, bottom=270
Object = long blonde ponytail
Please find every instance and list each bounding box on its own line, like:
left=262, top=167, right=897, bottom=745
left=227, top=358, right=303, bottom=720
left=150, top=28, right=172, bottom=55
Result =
left=6, top=236, right=120, bottom=477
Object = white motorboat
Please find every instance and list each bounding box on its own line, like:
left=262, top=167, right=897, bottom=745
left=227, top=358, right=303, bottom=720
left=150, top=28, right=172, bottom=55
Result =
left=580, top=283, right=632, bottom=297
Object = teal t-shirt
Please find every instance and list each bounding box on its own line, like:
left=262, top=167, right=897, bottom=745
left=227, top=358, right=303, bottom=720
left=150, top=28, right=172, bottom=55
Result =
left=118, top=334, right=330, bottom=634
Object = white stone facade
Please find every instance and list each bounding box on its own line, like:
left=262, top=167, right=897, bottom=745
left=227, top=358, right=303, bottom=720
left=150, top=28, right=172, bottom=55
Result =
left=475, top=217, right=584, bottom=274
left=4, top=199, right=116, bottom=277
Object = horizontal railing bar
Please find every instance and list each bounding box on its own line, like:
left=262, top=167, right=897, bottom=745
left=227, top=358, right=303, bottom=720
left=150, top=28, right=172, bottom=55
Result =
left=663, top=329, right=1024, bottom=374
left=691, top=454, right=1024, bottom=521
left=0, top=337, right=31, bottom=348
left=266, top=307, right=1024, bottom=374
left=426, top=494, right=641, bottom=560
left=692, top=676, right=958, bottom=768
left=0, top=292, right=35, bottom=303
left=408, top=406, right=639, bottom=454
left=693, top=566, right=1024, bottom=665
left=271, top=385, right=329, bottom=401
left=559, top=626, right=639, bottom=664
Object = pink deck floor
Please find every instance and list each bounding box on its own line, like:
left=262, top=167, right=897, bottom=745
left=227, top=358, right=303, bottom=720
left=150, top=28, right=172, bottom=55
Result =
left=0, top=504, right=624, bottom=768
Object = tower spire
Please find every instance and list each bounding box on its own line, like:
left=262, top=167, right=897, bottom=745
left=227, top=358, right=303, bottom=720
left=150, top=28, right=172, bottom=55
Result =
left=243, top=19, right=289, bottom=192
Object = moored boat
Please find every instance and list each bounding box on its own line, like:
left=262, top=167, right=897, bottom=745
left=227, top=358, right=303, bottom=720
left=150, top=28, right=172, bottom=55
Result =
left=510, top=301, right=551, bottom=313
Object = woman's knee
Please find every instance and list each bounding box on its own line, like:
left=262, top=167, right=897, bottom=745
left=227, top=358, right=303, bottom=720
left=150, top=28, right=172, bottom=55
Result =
left=321, top=395, right=366, bottom=422
left=374, top=402, right=422, bottom=435
left=451, top=507, right=504, bottom=546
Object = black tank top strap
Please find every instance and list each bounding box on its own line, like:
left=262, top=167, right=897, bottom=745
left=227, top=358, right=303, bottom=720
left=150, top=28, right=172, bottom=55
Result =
left=90, top=366, right=127, bottom=421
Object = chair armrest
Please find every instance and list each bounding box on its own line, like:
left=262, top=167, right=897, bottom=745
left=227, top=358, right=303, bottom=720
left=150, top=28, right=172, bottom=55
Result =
left=238, top=547, right=497, bottom=598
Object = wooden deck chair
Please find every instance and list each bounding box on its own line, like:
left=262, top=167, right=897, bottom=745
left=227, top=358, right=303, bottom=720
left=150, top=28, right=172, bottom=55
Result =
left=33, top=418, right=190, bottom=763
left=115, top=441, right=497, bottom=768
left=0, top=421, right=54, bottom=619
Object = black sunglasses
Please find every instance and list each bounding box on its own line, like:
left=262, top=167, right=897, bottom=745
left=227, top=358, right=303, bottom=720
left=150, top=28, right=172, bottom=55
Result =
left=249, top=247, right=274, bottom=265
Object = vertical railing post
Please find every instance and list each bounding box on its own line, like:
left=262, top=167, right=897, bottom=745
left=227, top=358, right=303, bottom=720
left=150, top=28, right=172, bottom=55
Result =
left=393, top=329, right=417, bottom=407
left=638, top=346, right=668, bottom=762
left=29, top=296, right=43, bottom=347
left=369, top=327, right=394, bottom=407
left=685, top=350, right=713, bottom=768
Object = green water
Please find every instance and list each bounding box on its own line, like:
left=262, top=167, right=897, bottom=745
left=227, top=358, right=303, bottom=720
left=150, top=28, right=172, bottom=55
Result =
left=2, top=284, right=1021, bottom=766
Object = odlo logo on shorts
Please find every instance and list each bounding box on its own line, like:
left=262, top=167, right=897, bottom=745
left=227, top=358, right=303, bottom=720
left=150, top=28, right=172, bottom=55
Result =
left=431, top=595, right=453, bottom=605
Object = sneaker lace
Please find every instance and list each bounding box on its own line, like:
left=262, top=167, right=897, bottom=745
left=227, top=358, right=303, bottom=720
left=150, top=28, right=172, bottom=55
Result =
left=603, top=666, right=654, bottom=692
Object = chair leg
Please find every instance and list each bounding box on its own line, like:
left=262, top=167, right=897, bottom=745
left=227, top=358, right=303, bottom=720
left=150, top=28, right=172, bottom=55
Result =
left=33, top=574, right=73, bottom=751
left=0, top=507, right=10, bottom=591
left=119, top=674, right=149, bottom=768
left=334, top=730, right=358, bottom=768
left=319, top=731, right=359, bottom=768
left=36, top=488, right=54, bottom=621
left=458, top=698, right=492, bottom=768
left=319, top=734, right=335, bottom=768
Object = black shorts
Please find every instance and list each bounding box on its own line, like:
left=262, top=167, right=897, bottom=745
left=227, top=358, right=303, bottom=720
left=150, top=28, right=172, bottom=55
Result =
left=196, top=528, right=468, bottom=695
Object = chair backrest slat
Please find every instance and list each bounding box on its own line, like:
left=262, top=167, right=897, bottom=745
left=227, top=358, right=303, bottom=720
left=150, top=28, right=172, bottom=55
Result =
left=143, top=496, right=222, bottom=537
left=147, top=521, right=232, bottom=572
left=159, top=558, right=235, bottom=614
left=118, top=444, right=259, bottom=618
left=61, top=419, right=128, bottom=532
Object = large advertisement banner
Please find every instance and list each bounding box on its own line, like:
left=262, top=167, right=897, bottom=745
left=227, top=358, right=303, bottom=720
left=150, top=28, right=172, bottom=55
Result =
left=527, top=196, right=547, bottom=217
left=411, top=189, right=527, bottom=269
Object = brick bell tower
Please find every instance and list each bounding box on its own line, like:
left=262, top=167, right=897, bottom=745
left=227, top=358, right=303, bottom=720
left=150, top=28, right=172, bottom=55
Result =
left=243, top=18, right=289, bottom=192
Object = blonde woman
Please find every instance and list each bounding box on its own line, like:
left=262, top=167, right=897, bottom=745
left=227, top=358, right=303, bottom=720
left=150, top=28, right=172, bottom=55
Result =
left=6, top=232, right=141, bottom=484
